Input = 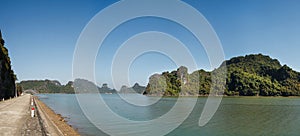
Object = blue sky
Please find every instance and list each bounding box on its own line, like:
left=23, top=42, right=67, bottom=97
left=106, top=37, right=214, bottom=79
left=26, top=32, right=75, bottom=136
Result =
left=1, top=0, right=300, bottom=87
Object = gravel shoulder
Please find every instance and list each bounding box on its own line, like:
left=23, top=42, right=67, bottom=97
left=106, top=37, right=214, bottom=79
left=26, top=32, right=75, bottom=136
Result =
left=34, top=96, right=80, bottom=136
left=21, top=112, right=44, bottom=136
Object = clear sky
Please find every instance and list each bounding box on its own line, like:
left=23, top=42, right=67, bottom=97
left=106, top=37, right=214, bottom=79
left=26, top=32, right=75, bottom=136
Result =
left=1, top=0, right=300, bottom=87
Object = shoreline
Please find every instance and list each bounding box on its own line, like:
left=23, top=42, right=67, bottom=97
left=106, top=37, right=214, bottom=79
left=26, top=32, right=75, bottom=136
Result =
left=34, top=96, right=80, bottom=136
left=39, top=92, right=300, bottom=98
left=145, top=94, right=300, bottom=98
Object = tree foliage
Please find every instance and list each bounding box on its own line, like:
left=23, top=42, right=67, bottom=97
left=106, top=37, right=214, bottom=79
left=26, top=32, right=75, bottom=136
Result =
left=0, top=30, right=16, bottom=99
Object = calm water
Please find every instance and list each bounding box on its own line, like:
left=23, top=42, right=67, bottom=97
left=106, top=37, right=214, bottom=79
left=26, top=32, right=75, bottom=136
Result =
left=37, top=94, right=300, bottom=136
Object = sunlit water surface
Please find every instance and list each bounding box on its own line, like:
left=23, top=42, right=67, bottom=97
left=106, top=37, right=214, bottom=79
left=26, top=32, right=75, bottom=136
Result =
left=37, top=94, right=300, bottom=136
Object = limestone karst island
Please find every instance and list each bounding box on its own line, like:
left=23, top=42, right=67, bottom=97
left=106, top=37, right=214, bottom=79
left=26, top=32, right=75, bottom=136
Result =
left=1, top=0, right=300, bottom=136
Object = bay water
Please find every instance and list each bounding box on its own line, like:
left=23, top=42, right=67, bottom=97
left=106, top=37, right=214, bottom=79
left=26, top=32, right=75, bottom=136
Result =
left=37, top=94, right=300, bottom=136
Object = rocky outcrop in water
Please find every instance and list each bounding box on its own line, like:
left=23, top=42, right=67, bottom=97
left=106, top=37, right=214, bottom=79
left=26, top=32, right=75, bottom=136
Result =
left=119, top=83, right=146, bottom=94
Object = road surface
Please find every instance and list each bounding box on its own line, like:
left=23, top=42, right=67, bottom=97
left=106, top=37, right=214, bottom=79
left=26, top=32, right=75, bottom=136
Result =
left=0, top=94, right=31, bottom=135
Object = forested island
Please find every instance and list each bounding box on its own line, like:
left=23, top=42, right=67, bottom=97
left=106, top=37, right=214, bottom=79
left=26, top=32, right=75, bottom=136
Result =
left=144, top=54, right=300, bottom=96
left=18, top=80, right=74, bottom=94
left=18, top=79, right=145, bottom=94
left=18, top=54, right=300, bottom=97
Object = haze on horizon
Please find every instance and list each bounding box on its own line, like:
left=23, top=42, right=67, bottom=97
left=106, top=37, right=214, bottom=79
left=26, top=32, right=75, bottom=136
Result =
left=0, top=0, right=299, bottom=87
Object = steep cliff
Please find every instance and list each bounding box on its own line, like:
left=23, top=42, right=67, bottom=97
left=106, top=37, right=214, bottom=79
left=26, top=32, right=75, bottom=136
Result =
left=0, top=30, right=16, bottom=99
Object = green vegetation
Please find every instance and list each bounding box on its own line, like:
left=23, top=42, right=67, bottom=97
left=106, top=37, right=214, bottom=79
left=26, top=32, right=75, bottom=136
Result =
left=18, top=79, right=118, bottom=94
left=144, top=54, right=300, bottom=96
left=0, top=30, right=17, bottom=99
left=19, top=79, right=145, bottom=94
left=18, top=80, right=74, bottom=93
left=18, top=54, right=300, bottom=96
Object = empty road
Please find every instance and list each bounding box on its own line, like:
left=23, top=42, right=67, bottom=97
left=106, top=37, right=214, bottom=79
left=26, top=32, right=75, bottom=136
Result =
left=0, top=94, right=31, bottom=135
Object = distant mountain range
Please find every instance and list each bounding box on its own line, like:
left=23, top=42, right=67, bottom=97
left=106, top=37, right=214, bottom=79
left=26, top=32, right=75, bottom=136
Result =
left=19, top=54, right=300, bottom=96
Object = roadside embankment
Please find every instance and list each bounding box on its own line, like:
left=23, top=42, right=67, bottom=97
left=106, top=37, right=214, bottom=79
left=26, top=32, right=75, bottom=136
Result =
left=34, top=96, right=80, bottom=136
